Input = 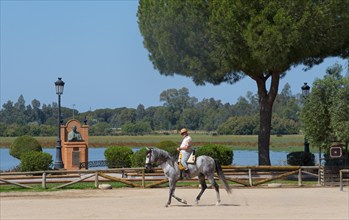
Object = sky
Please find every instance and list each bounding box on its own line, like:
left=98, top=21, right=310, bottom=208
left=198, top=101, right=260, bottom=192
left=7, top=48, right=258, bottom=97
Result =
left=1, top=1, right=347, bottom=113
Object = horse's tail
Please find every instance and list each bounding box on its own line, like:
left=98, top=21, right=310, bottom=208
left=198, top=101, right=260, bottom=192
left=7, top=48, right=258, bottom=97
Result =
left=214, top=160, right=232, bottom=194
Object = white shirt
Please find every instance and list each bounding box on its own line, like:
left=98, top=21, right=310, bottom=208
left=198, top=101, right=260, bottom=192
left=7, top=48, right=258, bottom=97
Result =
left=180, top=135, right=192, bottom=152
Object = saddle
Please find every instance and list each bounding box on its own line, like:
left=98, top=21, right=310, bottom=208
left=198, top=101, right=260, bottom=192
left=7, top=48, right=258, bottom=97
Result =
left=178, top=150, right=196, bottom=171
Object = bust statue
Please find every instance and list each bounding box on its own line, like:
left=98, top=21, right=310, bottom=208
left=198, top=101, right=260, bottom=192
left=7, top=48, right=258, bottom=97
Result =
left=68, top=125, right=83, bottom=142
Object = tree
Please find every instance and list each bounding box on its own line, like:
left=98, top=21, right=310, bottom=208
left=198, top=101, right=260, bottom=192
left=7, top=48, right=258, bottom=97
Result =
left=160, top=87, right=198, bottom=113
left=196, top=98, right=229, bottom=130
left=138, top=0, right=349, bottom=165
left=121, top=121, right=152, bottom=134
left=90, top=122, right=111, bottom=136
left=136, top=104, right=146, bottom=121
left=160, top=87, right=198, bottom=128
left=0, top=100, right=15, bottom=124
left=301, top=64, right=349, bottom=148
left=152, top=106, right=173, bottom=130
left=331, top=76, right=349, bottom=143
left=273, top=83, right=300, bottom=121
left=217, top=115, right=258, bottom=135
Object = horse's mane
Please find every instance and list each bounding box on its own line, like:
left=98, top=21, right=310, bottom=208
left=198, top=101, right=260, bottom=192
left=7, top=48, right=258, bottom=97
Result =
left=152, top=147, right=176, bottom=165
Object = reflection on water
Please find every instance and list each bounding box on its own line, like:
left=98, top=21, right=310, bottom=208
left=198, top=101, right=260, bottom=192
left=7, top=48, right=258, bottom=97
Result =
left=0, top=147, right=320, bottom=171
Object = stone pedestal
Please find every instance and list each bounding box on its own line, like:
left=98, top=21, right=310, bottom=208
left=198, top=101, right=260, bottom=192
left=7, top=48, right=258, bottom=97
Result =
left=61, top=119, right=89, bottom=170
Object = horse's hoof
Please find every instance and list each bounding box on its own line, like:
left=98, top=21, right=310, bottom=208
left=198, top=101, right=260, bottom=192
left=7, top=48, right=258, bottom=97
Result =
left=195, top=200, right=199, bottom=206
left=182, top=200, right=187, bottom=204
left=165, top=204, right=169, bottom=208
left=216, top=202, right=221, bottom=206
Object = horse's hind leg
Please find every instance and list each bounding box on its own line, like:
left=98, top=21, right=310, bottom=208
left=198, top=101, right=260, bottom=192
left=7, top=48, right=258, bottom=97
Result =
left=208, top=175, right=221, bottom=206
left=195, top=174, right=207, bottom=205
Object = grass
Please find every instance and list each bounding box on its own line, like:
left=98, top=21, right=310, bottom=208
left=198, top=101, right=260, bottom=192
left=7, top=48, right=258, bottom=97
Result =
left=0, top=134, right=313, bottom=152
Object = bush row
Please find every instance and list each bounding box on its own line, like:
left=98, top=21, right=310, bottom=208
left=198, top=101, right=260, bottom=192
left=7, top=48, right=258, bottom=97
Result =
left=12, top=135, right=327, bottom=172
left=104, top=141, right=234, bottom=168
left=10, top=136, right=234, bottom=172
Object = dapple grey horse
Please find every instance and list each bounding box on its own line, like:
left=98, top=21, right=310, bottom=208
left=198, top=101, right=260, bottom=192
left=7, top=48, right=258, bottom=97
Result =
left=145, top=147, right=231, bottom=207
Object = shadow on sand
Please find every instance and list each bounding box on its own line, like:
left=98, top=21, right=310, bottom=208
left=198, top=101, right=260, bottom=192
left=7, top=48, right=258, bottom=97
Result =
left=171, top=203, right=240, bottom=207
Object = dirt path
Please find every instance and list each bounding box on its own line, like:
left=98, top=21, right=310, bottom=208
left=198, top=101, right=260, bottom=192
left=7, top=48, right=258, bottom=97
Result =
left=1, top=187, right=348, bottom=220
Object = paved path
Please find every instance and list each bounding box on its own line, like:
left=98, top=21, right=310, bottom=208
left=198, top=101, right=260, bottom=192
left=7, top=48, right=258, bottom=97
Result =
left=1, top=187, right=348, bottom=219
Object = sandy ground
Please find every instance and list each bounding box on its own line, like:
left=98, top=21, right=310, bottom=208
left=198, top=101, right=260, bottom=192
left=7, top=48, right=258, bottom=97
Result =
left=1, top=186, right=348, bottom=220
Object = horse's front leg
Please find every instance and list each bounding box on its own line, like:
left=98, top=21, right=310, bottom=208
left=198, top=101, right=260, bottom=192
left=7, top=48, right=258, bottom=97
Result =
left=166, top=179, right=187, bottom=207
left=165, top=179, right=175, bottom=207
left=172, top=194, right=187, bottom=205
left=166, top=188, right=174, bottom=207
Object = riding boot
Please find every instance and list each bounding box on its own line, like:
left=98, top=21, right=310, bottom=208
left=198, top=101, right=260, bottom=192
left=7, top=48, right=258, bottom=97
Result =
left=183, top=169, right=190, bottom=179
left=179, top=170, right=184, bottom=180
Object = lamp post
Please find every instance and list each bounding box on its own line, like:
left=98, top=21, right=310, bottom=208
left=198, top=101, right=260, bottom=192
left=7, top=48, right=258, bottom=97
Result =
left=301, top=82, right=310, bottom=153
left=54, top=77, right=65, bottom=169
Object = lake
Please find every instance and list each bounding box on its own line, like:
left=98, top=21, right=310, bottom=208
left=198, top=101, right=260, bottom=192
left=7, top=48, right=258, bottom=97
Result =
left=0, top=147, right=321, bottom=171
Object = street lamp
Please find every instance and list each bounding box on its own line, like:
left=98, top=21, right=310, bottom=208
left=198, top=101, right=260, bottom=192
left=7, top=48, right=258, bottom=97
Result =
left=301, top=82, right=310, bottom=153
left=54, top=77, right=65, bottom=169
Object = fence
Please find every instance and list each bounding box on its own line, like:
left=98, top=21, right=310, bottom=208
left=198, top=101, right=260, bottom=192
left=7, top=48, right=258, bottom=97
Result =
left=340, top=169, right=349, bottom=191
left=319, top=166, right=349, bottom=186
left=0, top=165, right=323, bottom=190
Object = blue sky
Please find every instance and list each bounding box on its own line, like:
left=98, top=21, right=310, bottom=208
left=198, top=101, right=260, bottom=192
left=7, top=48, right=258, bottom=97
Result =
left=1, top=1, right=347, bottom=112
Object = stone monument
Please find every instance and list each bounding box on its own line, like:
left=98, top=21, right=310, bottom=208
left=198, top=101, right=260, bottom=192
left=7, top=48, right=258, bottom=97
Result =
left=61, top=119, right=89, bottom=170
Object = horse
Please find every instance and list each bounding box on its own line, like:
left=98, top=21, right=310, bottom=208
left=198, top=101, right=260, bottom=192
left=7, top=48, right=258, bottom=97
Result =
left=145, top=147, right=231, bottom=207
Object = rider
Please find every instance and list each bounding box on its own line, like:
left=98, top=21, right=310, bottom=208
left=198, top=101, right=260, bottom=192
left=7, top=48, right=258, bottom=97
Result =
left=176, top=128, right=193, bottom=178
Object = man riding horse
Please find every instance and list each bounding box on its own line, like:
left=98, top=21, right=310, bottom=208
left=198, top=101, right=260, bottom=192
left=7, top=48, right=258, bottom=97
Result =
left=176, top=128, right=192, bottom=179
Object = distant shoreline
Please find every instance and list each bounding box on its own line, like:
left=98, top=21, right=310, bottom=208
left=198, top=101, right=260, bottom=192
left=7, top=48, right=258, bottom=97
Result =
left=0, top=134, right=313, bottom=152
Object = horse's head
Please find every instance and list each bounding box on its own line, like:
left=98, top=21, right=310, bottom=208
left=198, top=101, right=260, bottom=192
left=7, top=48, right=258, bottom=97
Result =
left=145, top=147, right=154, bottom=171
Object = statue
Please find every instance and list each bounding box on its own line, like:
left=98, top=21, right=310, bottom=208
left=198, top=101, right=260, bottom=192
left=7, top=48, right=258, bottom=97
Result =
left=68, top=125, right=83, bottom=142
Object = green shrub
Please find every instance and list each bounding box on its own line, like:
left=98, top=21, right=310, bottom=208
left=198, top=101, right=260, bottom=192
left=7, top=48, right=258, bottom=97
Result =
left=104, top=146, right=133, bottom=168
left=131, top=147, right=147, bottom=167
left=196, top=144, right=233, bottom=165
left=287, top=151, right=315, bottom=166
left=156, top=140, right=179, bottom=158
left=10, top=135, right=42, bottom=159
left=20, top=151, right=52, bottom=172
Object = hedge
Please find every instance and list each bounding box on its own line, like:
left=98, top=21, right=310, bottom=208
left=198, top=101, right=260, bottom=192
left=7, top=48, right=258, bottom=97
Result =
left=20, top=151, right=52, bottom=172
left=287, top=151, right=315, bottom=166
left=196, top=144, right=233, bottom=165
left=10, top=135, right=42, bottom=159
left=104, top=146, right=133, bottom=168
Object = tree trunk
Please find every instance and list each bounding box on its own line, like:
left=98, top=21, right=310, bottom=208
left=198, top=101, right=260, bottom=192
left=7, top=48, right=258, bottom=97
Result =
left=258, top=96, right=273, bottom=165
left=254, top=73, right=280, bottom=165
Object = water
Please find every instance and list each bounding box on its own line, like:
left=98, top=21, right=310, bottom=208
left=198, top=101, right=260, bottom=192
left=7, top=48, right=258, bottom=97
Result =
left=0, top=147, right=129, bottom=171
left=0, top=148, right=320, bottom=171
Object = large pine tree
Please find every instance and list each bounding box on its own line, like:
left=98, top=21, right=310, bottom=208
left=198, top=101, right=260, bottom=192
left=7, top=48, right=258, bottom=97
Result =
left=138, top=0, right=349, bottom=165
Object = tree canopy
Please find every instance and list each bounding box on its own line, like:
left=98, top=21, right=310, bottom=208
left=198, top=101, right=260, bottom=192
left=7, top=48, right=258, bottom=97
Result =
left=301, top=63, right=349, bottom=148
left=138, top=0, right=349, bottom=164
left=1, top=85, right=301, bottom=138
